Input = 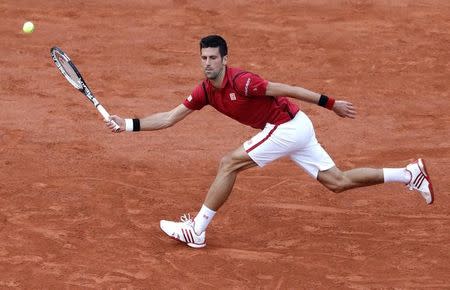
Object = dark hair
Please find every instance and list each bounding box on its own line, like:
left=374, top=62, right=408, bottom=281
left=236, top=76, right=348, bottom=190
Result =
left=199, top=35, right=228, bottom=57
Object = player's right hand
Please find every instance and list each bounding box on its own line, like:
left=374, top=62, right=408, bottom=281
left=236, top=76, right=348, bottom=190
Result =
left=105, top=115, right=125, bottom=133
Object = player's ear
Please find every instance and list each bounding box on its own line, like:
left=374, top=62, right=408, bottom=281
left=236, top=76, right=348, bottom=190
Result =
left=222, top=55, right=228, bottom=65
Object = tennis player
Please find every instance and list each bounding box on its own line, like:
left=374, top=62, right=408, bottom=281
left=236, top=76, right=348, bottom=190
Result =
left=106, top=35, right=434, bottom=248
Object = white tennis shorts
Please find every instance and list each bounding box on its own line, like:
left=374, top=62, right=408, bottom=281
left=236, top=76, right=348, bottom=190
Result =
left=243, top=111, right=335, bottom=178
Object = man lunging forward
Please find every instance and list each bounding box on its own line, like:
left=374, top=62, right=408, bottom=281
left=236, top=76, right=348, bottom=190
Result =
left=106, top=35, right=434, bottom=248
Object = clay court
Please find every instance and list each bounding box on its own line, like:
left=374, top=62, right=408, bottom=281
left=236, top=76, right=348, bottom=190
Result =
left=1, top=0, right=449, bottom=288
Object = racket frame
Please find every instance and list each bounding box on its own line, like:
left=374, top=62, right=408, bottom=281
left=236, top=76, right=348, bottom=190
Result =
left=50, top=47, right=120, bottom=130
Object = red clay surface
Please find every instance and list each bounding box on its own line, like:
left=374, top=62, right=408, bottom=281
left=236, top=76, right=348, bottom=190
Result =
left=1, top=0, right=449, bottom=288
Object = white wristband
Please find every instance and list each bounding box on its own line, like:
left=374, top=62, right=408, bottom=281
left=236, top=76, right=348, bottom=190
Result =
left=125, top=118, right=134, bottom=132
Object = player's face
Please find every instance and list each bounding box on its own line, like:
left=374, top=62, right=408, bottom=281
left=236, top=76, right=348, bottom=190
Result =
left=201, top=47, right=227, bottom=80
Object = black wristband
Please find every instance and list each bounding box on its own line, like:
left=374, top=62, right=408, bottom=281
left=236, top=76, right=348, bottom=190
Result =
left=318, top=94, right=329, bottom=107
left=318, top=94, right=335, bottom=110
left=132, top=118, right=141, bottom=131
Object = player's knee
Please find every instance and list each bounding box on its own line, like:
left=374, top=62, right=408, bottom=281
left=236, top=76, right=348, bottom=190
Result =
left=218, top=153, right=247, bottom=174
left=218, top=154, right=234, bottom=173
left=324, top=174, right=349, bottom=193
left=329, top=183, right=346, bottom=193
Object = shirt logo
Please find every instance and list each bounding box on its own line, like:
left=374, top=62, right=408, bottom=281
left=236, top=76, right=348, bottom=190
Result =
left=244, top=77, right=251, bottom=96
left=187, top=95, right=193, bottom=102
left=229, top=93, right=236, bottom=101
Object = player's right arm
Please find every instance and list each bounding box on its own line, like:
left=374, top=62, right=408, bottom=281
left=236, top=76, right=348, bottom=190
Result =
left=106, top=104, right=193, bottom=133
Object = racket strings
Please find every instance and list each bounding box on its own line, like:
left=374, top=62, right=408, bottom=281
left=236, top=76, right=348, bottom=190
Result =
left=54, top=51, right=83, bottom=89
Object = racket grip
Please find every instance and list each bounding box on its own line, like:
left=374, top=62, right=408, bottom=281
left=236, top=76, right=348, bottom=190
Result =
left=97, top=104, right=120, bottom=131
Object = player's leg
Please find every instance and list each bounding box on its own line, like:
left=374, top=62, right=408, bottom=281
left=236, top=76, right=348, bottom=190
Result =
left=317, top=160, right=434, bottom=204
left=317, top=166, right=386, bottom=192
left=159, top=145, right=257, bottom=248
left=160, top=119, right=295, bottom=248
left=190, top=146, right=256, bottom=237
left=288, top=112, right=433, bottom=204
left=202, top=146, right=257, bottom=211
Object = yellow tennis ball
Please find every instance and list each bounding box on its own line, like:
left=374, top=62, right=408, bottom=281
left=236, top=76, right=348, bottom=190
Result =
left=22, top=21, right=35, bottom=34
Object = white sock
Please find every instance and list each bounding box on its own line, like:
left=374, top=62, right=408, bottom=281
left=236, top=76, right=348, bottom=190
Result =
left=383, top=168, right=411, bottom=184
left=194, top=204, right=216, bottom=235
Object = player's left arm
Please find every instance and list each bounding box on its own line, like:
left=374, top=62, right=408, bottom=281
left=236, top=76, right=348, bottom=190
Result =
left=266, top=82, right=356, bottom=119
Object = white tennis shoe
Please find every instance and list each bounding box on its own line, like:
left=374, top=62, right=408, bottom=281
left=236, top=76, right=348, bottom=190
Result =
left=160, top=214, right=206, bottom=248
left=406, top=158, right=434, bottom=204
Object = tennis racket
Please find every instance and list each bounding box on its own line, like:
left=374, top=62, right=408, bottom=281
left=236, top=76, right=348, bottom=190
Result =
left=50, top=47, right=120, bottom=131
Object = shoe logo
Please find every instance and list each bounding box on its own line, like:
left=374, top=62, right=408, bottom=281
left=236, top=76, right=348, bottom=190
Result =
left=182, top=229, right=195, bottom=243
left=203, top=214, right=209, bottom=219
left=414, top=172, right=426, bottom=188
left=187, top=95, right=193, bottom=102
left=229, top=93, right=236, bottom=101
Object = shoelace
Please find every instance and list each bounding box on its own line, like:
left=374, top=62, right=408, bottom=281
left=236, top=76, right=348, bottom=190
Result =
left=180, top=213, right=194, bottom=226
left=179, top=213, right=205, bottom=238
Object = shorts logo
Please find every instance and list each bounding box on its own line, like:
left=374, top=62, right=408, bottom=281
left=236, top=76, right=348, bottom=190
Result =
left=229, top=93, right=236, bottom=101
left=187, top=95, right=193, bottom=102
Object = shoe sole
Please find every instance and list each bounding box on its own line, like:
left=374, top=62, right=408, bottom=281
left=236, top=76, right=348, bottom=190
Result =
left=187, top=242, right=206, bottom=249
left=419, top=158, right=434, bottom=205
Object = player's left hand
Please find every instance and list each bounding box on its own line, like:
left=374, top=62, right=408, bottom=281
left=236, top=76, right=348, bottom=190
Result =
left=332, top=101, right=356, bottom=118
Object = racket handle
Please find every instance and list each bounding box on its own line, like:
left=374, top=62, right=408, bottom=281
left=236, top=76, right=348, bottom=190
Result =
left=97, top=104, right=120, bottom=131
